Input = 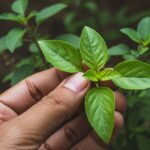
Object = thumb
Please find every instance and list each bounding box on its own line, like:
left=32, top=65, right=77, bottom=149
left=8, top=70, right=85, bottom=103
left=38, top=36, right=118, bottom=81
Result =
left=13, top=72, right=90, bottom=141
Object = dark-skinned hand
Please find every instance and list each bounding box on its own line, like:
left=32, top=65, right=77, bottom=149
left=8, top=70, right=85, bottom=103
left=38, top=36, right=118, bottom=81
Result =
left=0, top=68, right=126, bottom=150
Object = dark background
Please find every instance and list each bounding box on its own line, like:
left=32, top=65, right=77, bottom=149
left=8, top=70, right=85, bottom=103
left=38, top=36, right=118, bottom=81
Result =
left=0, top=0, right=150, bottom=90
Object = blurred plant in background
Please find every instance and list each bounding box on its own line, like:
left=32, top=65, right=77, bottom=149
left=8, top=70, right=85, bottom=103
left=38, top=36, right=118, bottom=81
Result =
left=0, top=0, right=68, bottom=85
left=109, top=17, right=150, bottom=150
left=0, top=0, right=150, bottom=150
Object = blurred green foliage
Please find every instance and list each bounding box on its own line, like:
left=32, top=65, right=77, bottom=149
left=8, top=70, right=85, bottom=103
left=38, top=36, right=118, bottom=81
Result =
left=0, top=0, right=150, bottom=149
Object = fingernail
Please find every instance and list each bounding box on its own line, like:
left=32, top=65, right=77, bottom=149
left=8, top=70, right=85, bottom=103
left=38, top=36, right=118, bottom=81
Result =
left=64, top=72, right=89, bottom=93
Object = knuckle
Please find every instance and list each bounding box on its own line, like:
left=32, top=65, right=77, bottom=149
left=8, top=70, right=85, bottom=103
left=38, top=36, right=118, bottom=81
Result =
left=42, top=88, right=74, bottom=114
left=42, top=143, right=53, bottom=150
left=115, top=111, right=124, bottom=129
left=90, top=131, right=106, bottom=146
left=0, top=103, right=7, bottom=125
left=64, top=126, right=78, bottom=144
left=89, top=131, right=107, bottom=149
left=24, top=78, right=43, bottom=102
left=115, top=91, right=127, bottom=113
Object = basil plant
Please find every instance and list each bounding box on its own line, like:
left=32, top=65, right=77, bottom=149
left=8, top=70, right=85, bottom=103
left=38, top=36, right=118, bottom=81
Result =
left=38, top=26, right=150, bottom=144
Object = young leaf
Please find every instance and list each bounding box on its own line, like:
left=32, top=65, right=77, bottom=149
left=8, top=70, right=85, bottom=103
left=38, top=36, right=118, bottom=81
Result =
left=108, top=44, right=130, bottom=56
left=137, top=46, right=149, bottom=56
left=11, top=0, right=29, bottom=16
left=36, top=3, right=67, bottom=24
left=6, top=28, right=26, bottom=52
left=113, top=60, right=150, bottom=89
left=0, top=13, right=20, bottom=22
left=0, top=36, right=7, bottom=53
left=123, top=54, right=137, bottom=60
left=98, top=68, right=121, bottom=81
left=56, top=34, right=80, bottom=49
left=85, top=87, right=115, bottom=143
left=137, top=17, right=150, bottom=41
left=38, top=40, right=82, bottom=73
left=120, top=28, right=141, bottom=43
left=27, top=10, right=37, bottom=21
left=29, top=43, right=39, bottom=53
left=80, top=26, right=108, bottom=70
left=84, top=70, right=98, bottom=82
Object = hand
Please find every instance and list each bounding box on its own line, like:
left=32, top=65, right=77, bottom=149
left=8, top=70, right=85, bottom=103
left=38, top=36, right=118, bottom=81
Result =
left=0, top=68, right=126, bottom=150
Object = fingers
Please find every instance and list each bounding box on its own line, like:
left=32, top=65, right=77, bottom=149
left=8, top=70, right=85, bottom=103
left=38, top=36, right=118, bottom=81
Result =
left=39, top=113, right=91, bottom=150
left=0, top=68, right=68, bottom=114
left=114, top=91, right=126, bottom=113
left=8, top=73, right=90, bottom=144
left=110, top=112, right=124, bottom=141
left=41, top=111, right=123, bottom=150
left=0, top=89, right=126, bottom=128
left=0, top=103, right=17, bottom=125
left=39, top=92, right=126, bottom=150
left=71, top=112, right=123, bottom=150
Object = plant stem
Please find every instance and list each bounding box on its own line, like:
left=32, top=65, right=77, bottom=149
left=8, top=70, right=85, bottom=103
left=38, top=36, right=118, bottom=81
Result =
left=95, top=83, right=100, bottom=88
left=24, top=23, right=49, bottom=69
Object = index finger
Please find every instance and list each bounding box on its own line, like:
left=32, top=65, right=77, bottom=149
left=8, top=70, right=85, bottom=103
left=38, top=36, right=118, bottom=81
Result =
left=0, top=68, right=69, bottom=114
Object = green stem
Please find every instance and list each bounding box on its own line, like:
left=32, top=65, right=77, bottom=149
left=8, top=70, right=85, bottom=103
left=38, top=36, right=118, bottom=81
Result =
left=24, top=23, right=49, bottom=69
left=95, top=83, right=100, bottom=88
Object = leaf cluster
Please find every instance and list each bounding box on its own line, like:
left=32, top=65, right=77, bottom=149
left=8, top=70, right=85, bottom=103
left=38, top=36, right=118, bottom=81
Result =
left=109, top=17, right=150, bottom=60
left=38, top=26, right=150, bottom=143
left=0, top=0, right=70, bottom=84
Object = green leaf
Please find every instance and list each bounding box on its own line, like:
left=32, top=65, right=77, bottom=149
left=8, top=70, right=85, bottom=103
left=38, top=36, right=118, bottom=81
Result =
left=85, top=87, right=115, bottom=143
left=16, top=57, right=32, bottom=67
left=6, top=28, right=26, bottom=52
left=29, top=43, right=39, bottom=53
left=98, top=68, right=121, bottom=81
left=36, top=3, right=67, bottom=24
left=11, top=64, right=34, bottom=85
left=108, top=44, right=130, bottom=56
left=137, top=46, right=149, bottom=56
left=27, top=10, right=37, bottom=21
left=84, top=70, right=98, bottom=82
left=2, top=72, right=13, bottom=83
left=12, top=0, right=29, bottom=16
left=139, top=100, right=150, bottom=120
left=0, top=36, right=7, bottom=53
left=114, top=60, right=150, bottom=77
left=113, top=60, right=150, bottom=89
left=120, top=28, right=141, bottom=43
left=38, top=40, right=82, bottom=73
left=0, top=13, right=20, bottom=22
left=137, top=17, right=150, bottom=41
left=113, top=77, right=150, bottom=90
left=84, top=1, right=97, bottom=13
left=80, top=26, right=108, bottom=70
left=56, top=34, right=80, bottom=49
left=84, top=68, right=121, bottom=82
left=123, top=54, right=137, bottom=60
left=64, top=12, right=76, bottom=32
